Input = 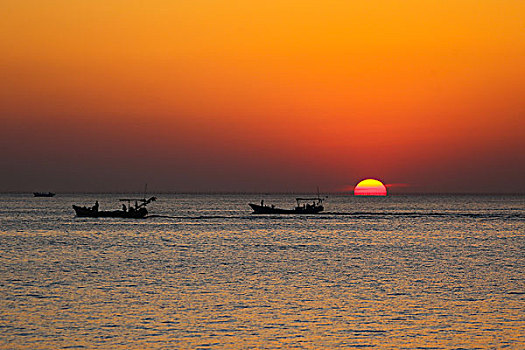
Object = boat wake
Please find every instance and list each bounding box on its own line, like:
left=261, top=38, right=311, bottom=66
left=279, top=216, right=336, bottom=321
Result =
left=145, top=214, right=237, bottom=220
left=322, top=211, right=524, bottom=219
left=145, top=212, right=523, bottom=220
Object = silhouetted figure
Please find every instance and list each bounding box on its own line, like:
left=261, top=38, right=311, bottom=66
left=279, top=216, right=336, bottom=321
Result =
left=261, top=200, right=264, bottom=206
left=122, top=204, right=127, bottom=212
left=93, top=201, right=99, bottom=212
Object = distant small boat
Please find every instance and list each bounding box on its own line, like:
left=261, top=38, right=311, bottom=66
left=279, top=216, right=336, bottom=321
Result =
left=73, top=196, right=157, bottom=219
left=249, top=197, right=325, bottom=214
left=34, top=192, right=55, bottom=197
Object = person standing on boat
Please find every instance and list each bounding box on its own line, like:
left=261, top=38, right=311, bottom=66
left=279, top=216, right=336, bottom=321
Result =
left=122, top=204, right=127, bottom=212
left=261, top=200, right=264, bottom=207
left=93, top=201, right=99, bottom=212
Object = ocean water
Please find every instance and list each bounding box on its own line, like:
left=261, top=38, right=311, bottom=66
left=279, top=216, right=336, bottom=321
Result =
left=0, top=194, right=523, bottom=349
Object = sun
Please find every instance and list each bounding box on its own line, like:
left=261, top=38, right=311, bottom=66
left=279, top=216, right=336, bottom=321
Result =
left=354, top=179, right=387, bottom=196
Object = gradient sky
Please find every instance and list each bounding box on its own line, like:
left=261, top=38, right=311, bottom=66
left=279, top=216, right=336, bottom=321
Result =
left=1, top=0, right=524, bottom=193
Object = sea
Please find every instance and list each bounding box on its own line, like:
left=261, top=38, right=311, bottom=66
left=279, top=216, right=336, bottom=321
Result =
left=0, top=194, right=524, bottom=349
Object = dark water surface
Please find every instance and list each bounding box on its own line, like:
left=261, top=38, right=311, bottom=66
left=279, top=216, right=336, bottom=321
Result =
left=1, top=194, right=524, bottom=349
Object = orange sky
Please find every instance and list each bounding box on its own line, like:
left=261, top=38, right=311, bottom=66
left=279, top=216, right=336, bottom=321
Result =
left=1, top=0, right=524, bottom=192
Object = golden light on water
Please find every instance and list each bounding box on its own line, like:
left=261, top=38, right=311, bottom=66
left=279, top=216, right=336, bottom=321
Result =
left=1, top=195, right=524, bottom=348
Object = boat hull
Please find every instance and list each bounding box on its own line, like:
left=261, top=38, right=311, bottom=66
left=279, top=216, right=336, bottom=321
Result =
left=249, top=203, right=324, bottom=214
left=72, top=205, right=148, bottom=218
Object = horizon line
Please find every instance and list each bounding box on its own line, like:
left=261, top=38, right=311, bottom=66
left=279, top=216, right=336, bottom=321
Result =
left=2, top=191, right=524, bottom=196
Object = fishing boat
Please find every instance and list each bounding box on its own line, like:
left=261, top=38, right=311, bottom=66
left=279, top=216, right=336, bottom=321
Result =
left=34, top=192, right=55, bottom=197
left=249, top=197, right=325, bottom=214
left=73, top=196, right=157, bottom=218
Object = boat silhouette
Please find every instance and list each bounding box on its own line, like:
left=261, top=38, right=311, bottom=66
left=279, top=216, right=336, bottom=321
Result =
left=73, top=196, right=156, bottom=218
left=249, top=197, right=324, bottom=214
left=34, top=192, right=55, bottom=197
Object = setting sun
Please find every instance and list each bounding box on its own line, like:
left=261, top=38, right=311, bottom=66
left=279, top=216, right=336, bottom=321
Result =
left=354, top=179, right=387, bottom=196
